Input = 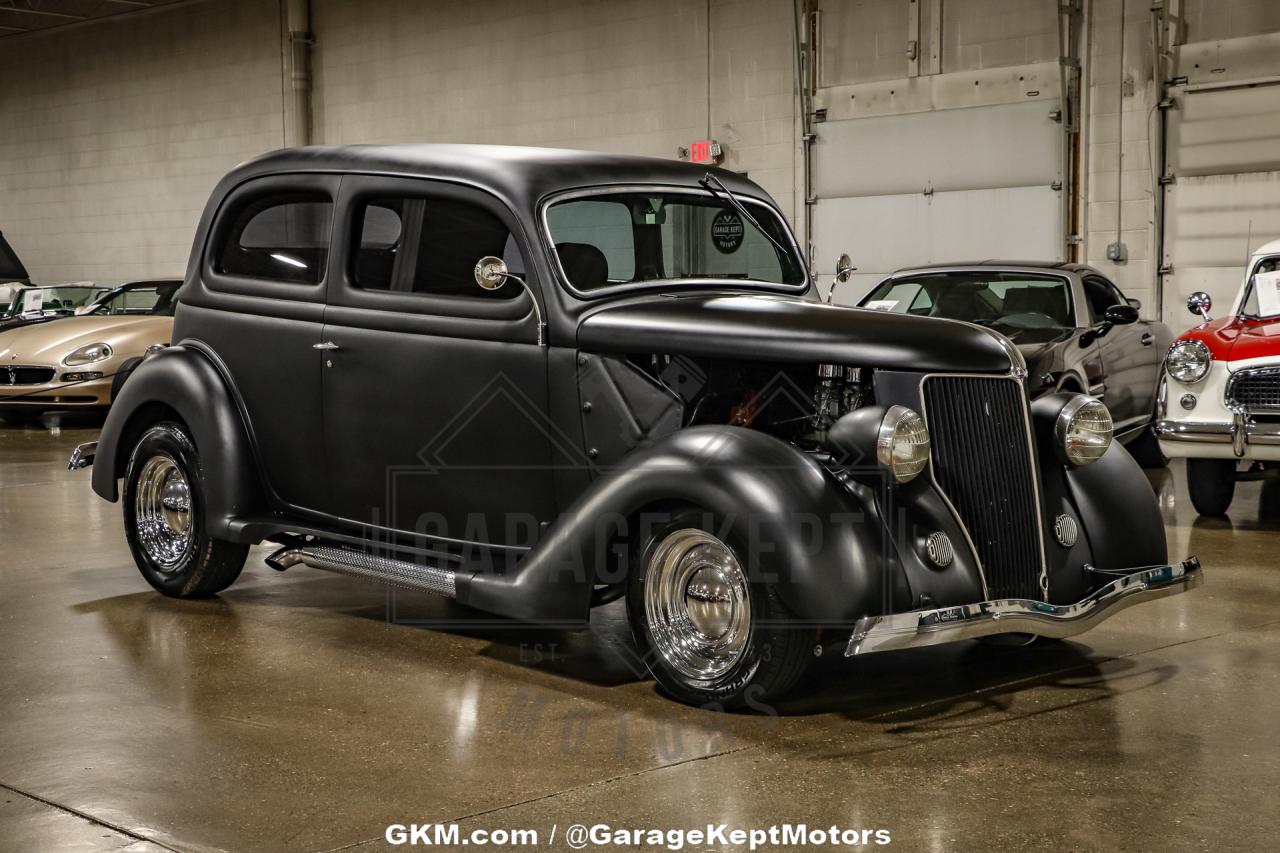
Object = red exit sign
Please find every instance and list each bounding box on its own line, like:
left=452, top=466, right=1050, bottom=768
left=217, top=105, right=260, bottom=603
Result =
left=686, top=139, right=723, bottom=165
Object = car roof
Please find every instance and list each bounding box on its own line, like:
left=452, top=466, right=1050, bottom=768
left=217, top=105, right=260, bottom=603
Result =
left=883, top=260, right=1096, bottom=279
left=222, top=144, right=772, bottom=209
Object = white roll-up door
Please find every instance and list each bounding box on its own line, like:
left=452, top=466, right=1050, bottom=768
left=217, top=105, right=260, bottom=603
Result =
left=811, top=99, right=1064, bottom=302
left=1162, top=80, right=1280, bottom=319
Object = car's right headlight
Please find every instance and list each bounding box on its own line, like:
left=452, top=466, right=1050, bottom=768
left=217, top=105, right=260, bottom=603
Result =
left=1055, top=396, right=1114, bottom=467
left=1165, top=339, right=1212, bottom=384
left=877, top=405, right=931, bottom=483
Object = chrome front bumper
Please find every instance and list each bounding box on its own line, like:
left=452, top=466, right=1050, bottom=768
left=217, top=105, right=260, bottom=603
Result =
left=67, top=441, right=97, bottom=470
left=845, top=557, right=1202, bottom=656
left=1155, top=416, right=1280, bottom=457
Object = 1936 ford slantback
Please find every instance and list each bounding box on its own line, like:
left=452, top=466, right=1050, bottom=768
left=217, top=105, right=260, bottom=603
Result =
left=70, top=145, right=1201, bottom=707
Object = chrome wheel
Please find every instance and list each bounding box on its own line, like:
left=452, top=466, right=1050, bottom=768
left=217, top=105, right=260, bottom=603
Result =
left=643, top=528, right=752, bottom=684
left=134, top=453, right=193, bottom=572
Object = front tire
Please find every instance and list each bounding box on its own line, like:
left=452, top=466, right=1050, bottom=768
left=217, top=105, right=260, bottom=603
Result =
left=123, top=422, right=248, bottom=597
left=626, top=510, right=815, bottom=709
left=1187, top=458, right=1237, bottom=516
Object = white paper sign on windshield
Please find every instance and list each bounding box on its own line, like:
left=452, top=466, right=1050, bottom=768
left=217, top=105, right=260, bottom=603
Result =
left=20, top=290, right=43, bottom=314
left=864, top=300, right=899, bottom=312
left=1255, top=271, right=1280, bottom=317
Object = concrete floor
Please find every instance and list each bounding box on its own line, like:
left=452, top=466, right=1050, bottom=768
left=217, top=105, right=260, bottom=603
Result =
left=1, top=416, right=1278, bottom=853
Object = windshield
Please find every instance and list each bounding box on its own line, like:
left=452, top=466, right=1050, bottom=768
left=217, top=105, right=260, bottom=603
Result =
left=863, top=272, right=1076, bottom=343
left=544, top=190, right=806, bottom=293
left=89, top=282, right=181, bottom=316
left=1242, top=256, right=1280, bottom=319
left=0, top=285, right=98, bottom=319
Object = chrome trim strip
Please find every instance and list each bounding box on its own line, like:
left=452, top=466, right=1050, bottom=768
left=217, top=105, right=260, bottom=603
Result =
left=265, top=544, right=457, bottom=598
left=917, top=372, right=1049, bottom=601
left=845, top=557, right=1202, bottom=656
left=67, top=441, right=97, bottom=471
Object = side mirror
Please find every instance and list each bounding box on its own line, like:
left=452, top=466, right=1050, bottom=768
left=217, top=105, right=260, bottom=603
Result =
left=1187, top=291, right=1212, bottom=321
left=474, top=255, right=509, bottom=291
left=473, top=255, right=547, bottom=346
left=826, top=253, right=857, bottom=304
left=1126, top=297, right=1142, bottom=310
left=1104, top=304, right=1139, bottom=326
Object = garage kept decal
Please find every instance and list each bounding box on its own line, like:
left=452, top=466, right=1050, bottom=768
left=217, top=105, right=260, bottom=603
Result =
left=710, top=210, right=745, bottom=254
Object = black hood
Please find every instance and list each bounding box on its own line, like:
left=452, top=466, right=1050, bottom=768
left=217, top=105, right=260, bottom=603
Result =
left=0, top=231, right=30, bottom=284
left=578, top=292, right=1014, bottom=373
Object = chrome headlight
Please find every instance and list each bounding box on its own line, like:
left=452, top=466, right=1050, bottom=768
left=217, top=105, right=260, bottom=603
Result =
left=63, top=342, right=113, bottom=367
left=877, top=405, right=931, bottom=483
left=1055, top=396, right=1113, bottom=467
left=1165, top=339, right=1212, bottom=384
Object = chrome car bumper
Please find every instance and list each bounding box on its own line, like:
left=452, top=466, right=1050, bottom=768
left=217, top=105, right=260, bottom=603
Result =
left=68, top=441, right=97, bottom=470
left=1155, top=416, right=1280, bottom=457
left=845, top=557, right=1202, bottom=656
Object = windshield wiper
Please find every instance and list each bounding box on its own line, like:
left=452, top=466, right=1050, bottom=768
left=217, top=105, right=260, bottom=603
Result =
left=698, top=173, right=792, bottom=260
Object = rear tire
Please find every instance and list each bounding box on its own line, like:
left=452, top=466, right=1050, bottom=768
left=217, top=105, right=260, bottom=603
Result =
left=1187, top=458, right=1237, bottom=516
left=123, top=422, right=248, bottom=597
left=625, top=509, right=814, bottom=710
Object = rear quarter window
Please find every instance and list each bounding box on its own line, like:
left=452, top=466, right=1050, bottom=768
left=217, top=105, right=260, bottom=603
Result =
left=215, top=192, right=333, bottom=284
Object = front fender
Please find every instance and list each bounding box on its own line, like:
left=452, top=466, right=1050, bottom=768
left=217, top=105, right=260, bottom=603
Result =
left=92, top=344, right=263, bottom=541
left=458, top=426, right=898, bottom=625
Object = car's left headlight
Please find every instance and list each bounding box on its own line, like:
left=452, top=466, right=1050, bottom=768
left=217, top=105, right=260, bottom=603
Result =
left=1165, top=339, right=1212, bottom=384
left=63, top=342, right=113, bottom=366
left=1055, top=395, right=1113, bottom=466
left=877, top=405, right=932, bottom=483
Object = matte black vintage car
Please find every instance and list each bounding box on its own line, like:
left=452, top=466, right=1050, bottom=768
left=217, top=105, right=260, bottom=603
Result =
left=858, top=262, right=1173, bottom=466
left=70, top=145, right=1202, bottom=707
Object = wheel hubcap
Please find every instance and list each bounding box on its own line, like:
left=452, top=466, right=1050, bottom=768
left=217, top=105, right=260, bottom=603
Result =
left=644, top=529, right=751, bottom=683
left=135, top=453, right=193, bottom=572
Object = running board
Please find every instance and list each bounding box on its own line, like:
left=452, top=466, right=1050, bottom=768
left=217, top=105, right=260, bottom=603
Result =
left=265, top=544, right=457, bottom=599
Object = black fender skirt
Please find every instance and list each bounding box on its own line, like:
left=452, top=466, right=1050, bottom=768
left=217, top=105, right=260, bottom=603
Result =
left=91, top=344, right=264, bottom=540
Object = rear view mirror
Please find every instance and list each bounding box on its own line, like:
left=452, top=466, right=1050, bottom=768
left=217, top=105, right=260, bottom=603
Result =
left=474, top=256, right=509, bottom=291
left=1187, top=291, right=1212, bottom=321
left=827, top=253, right=858, bottom=304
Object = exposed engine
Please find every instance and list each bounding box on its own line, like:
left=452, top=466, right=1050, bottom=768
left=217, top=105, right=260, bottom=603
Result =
left=644, top=355, right=872, bottom=449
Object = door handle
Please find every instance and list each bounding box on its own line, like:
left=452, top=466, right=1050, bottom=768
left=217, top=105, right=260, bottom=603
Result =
left=1140, top=333, right=1155, bottom=346
left=312, top=341, right=341, bottom=351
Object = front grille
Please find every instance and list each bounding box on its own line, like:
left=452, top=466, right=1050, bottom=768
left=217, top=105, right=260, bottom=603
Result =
left=2, top=366, right=55, bottom=386
left=922, top=375, right=1044, bottom=600
left=1229, top=367, right=1280, bottom=413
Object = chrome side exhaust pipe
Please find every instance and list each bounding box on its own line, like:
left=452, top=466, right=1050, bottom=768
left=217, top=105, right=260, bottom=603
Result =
left=265, top=544, right=457, bottom=599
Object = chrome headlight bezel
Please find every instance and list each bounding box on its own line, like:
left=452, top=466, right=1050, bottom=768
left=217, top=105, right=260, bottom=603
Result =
left=1165, top=339, right=1212, bottom=384
left=1054, top=395, right=1114, bottom=467
left=62, top=342, right=114, bottom=367
left=876, top=405, right=931, bottom=483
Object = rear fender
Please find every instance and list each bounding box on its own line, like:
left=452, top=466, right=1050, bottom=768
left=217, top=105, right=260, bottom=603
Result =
left=92, top=345, right=263, bottom=541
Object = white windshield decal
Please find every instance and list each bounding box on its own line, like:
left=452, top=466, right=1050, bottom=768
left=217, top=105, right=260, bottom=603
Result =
left=1256, top=271, right=1280, bottom=317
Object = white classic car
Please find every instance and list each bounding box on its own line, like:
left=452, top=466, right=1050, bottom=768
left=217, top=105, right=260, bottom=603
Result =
left=1156, top=238, right=1280, bottom=514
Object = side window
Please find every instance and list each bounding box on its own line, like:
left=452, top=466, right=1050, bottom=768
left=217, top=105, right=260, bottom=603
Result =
left=216, top=192, right=333, bottom=284
left=352, top=196, right=523, bottom=299
left=1083, top=277, right=1122, bottom=320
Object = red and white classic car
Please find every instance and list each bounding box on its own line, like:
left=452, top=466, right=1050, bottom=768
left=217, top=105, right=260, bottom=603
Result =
left=1157, top=238, right=1280, bottom=514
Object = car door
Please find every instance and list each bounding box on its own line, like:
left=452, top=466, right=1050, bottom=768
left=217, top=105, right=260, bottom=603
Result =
left=1082, top=275, right=1159, bottom=432
left=192, top=175, right=338, bottom=514
left=319, top=176, right=556, bottom=548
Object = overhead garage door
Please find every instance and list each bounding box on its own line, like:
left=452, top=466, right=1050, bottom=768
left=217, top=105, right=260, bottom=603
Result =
left=1161, top=81, right=1280, bottom=320
left=811, top=99, right=1064, bottom=303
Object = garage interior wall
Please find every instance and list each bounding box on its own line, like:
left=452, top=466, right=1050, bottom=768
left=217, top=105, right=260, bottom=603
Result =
left=1, top=0, right=1279, bottom=320
left=0, top=0, right=284, bottom=283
